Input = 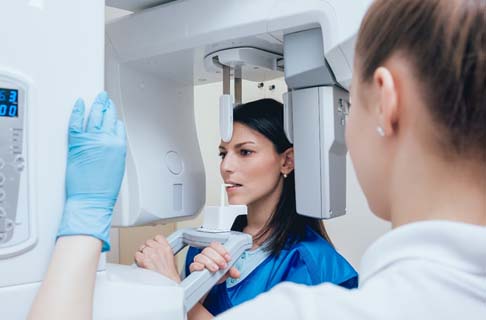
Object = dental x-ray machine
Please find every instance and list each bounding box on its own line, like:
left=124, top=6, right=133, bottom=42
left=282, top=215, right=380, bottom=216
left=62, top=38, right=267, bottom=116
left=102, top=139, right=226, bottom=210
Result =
left=0, top=0, right=371, bottom=318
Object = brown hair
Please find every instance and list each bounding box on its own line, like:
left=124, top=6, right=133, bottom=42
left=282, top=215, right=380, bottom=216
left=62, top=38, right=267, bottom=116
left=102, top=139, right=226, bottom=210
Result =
left=356, top=0, right=485, bottom=159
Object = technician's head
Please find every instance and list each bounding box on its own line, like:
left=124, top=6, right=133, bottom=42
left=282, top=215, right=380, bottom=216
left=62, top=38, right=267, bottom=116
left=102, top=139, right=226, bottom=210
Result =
left=346, top=0, right=485, bottom=220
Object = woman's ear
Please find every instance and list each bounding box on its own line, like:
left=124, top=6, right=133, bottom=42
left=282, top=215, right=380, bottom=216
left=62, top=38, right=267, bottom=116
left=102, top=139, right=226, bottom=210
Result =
left=373, top=66, right=399, bottom=136
left=281, top=147, right=294, bottom=175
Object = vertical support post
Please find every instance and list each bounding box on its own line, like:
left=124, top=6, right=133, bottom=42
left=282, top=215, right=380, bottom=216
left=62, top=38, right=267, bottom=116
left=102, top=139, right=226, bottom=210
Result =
left=234, top=65, right=242, bottom=105
left=220, top=64, right=234, bottom=142
left=222, top=65, right=230, bottom=95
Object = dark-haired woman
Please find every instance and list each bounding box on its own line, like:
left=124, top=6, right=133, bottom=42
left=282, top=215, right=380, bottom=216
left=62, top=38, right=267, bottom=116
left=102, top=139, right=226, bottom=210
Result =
left=135, top=99, right=357, bottom=318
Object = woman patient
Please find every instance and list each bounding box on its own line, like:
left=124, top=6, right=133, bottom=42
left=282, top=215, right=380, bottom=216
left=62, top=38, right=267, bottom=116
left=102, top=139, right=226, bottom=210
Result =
left=135, top=99, right=357, bottom=318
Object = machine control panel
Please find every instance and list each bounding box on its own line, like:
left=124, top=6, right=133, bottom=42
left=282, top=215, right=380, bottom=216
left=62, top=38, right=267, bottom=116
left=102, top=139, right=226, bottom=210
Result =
left=0, top=73, right=34, bottom=257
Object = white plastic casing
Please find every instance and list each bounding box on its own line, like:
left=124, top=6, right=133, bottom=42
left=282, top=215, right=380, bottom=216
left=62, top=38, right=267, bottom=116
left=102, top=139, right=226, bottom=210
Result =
left=106, top=40, right=206, bottom=227
left=201, top=205, right=247, bottom=232
left=219, top=94, right=234, bottom=143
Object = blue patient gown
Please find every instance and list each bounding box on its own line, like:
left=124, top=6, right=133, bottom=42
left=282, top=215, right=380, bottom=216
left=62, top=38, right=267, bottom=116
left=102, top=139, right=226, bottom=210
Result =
left=185, top=226, right=358, bottom=316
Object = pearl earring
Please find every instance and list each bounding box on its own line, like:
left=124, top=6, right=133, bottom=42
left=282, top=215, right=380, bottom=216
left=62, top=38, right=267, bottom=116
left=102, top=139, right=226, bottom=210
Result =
left=376, top=126, right=385, bottom=137
left=283, top=173, right=288, bottom=178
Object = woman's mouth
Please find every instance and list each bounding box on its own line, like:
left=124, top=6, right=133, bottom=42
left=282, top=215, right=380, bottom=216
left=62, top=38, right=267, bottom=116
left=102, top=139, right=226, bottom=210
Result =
left=225, top=183, right=242, bottom=192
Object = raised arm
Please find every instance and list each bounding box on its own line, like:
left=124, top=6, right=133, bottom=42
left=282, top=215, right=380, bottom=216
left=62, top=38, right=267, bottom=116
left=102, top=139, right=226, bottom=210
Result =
left=28, top=92, right=126, bottom=319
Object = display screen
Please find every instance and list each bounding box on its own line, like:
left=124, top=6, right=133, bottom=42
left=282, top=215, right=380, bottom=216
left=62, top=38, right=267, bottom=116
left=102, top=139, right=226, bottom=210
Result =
left=0, top=88, right=19, bottom=117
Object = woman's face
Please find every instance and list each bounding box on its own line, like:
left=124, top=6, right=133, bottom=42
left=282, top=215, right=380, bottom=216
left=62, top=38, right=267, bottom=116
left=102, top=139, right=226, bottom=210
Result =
left=219, top=122, right=284, bottom=206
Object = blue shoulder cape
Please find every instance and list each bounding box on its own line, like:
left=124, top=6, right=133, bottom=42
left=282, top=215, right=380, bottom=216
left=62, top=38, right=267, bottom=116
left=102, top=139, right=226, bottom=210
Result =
left=185, top=226, right=358, bottom=316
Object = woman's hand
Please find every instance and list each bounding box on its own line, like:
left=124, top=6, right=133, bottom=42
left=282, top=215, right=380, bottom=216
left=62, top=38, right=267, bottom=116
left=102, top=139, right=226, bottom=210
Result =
left=190, top=241, right=240, bottom=284
left=134, top=235, right=181, bottom=283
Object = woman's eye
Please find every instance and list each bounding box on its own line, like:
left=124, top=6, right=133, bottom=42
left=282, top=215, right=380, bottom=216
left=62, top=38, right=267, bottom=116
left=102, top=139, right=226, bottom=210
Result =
left=218, top=152, right=226, bottom=159
left=240, top=149, right=253, bottom=156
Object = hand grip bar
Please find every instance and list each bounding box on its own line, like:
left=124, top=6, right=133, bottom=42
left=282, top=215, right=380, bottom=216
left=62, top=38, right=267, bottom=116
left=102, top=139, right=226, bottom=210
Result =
left=167, top=228, right=252, bottom=312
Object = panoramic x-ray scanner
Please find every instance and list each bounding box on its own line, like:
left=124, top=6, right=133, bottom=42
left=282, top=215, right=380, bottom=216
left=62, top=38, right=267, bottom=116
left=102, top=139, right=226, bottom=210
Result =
left=0, top=0, right=372, bottom=318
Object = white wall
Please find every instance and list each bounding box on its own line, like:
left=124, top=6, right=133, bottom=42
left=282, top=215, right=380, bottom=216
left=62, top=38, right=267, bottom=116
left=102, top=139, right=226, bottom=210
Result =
left=185, top=78, right=390, bottom=269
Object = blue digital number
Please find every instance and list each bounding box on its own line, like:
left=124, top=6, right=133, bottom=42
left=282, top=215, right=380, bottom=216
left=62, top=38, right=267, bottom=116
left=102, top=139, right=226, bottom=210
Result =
left=8, top=105, right=17, bottom=117
left=0, top=104, right=7, bottom=116
left=9, top=91, right=17, bottom=103
left=0, top=90, right=5, bottom=102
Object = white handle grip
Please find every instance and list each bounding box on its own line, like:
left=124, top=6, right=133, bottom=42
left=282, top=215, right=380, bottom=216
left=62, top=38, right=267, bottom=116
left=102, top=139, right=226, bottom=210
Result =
left=167, top=228, right=252, bottom=312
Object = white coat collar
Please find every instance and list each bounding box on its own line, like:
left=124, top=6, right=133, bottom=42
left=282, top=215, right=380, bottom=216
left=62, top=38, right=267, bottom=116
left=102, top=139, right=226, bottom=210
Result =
left=359, top=220, right=486, bottom=284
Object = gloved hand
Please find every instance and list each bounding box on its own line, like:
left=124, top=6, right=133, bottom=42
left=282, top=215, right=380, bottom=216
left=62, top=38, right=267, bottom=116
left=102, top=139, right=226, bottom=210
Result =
left=57, top=91, right=126, bottom=252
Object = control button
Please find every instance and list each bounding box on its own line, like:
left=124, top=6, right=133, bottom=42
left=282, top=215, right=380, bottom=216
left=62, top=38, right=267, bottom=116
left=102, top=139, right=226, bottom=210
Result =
left=15, top=155, right=25, bottom=165
left=0, top=158, right=4, bottom=169
left=165, top=151, right=183, bottom=175
left=0, top=217, right=14, bottom=232
left=0, top=173, right=4, bottom=185
left=0, top=189, right=5, bottom=201
left=0, top=207, right=6, bottom=217
left=4, top=218, right=14, bottom=232
left=15, top=155, right=25, bottom=172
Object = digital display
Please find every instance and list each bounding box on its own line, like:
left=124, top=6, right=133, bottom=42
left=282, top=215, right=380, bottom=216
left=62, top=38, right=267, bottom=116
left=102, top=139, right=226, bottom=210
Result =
left=0, top=88, right=19, bottom=117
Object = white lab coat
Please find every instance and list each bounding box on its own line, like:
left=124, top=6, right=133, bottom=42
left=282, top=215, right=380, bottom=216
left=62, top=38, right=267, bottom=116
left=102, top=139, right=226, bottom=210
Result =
left=215, top=221, right=486, bottom=319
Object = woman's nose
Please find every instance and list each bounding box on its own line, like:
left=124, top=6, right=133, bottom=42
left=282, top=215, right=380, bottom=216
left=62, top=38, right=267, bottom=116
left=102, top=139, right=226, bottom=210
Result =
left=221, top=153, right=236, bottom=173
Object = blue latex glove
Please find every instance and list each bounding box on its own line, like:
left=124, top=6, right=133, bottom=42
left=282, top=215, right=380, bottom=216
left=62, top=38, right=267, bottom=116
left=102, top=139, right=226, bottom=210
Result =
left=57, top=91, right=126, bottom=252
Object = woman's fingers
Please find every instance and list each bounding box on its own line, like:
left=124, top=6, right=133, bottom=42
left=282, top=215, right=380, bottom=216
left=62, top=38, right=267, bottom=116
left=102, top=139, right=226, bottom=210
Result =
left=145, top=239, right=159, bottom=249
left=201, top=246, right=228, bottom=269
left=191, top=242, right=232, bottom=274
left=135, top=242, right=181, bottom=283
left=135, top=251, right=156, bottom=271
left=134, top=251, right=143, bottom=267
left=144, top=247, right=164, bottom=273
left=148, top=235, right=175, bottom=257
left=209, top=241, right=231, bottom=262
left=190, top=258, right=239, bottom=285
left=144, top=244, right=176, bottom=272
left=189, top=260, right=239, bottom=279
left=216, top=267, right=240, bottom=285
left=136, top=236, right=174, bottom=270
left=154, top=234, right=170, bottom=246
left=194, top=252, right=221, bottom=272
left=189, top=261, right=205, bottom=273
left=228, top=267, right=240, bottom=279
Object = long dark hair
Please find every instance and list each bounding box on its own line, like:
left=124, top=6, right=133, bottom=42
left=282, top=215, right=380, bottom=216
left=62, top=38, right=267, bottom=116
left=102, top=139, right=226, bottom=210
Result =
left=230, top=98, right=333, bottom=256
